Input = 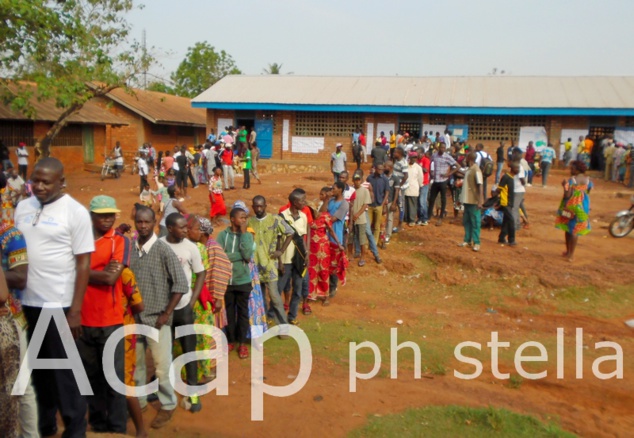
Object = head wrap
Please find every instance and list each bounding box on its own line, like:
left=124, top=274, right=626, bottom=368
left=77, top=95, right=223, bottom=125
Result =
left=198, top=217, right=213, bottom=235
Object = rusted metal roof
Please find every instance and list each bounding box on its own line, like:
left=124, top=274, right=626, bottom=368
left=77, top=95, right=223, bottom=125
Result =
left=106, top=87, right=206, bottom=127
left=0, top=89, right=127, bottom=125
left=192, top=76, right=634, bottom=115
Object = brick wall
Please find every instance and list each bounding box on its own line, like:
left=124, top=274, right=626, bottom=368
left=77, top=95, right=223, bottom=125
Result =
left=96, top=96, right=206, bottom=157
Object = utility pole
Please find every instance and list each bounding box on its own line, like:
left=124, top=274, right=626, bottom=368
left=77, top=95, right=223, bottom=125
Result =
left=142, top=29, right=147, bottom=89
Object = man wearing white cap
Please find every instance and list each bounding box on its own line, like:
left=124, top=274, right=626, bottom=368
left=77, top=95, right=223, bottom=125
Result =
left=330, top=143, right=347, bottom=183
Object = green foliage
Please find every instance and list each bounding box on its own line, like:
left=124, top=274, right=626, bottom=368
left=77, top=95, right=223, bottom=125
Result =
left=263, top=62, right=283, bottom=75
left=349, top=405, right=576, bottom=438
left=146, top=81, right=176, bottom=95
left=171, top=41, right=241, bottom=98
left=0, top=0, right=152, bottom=152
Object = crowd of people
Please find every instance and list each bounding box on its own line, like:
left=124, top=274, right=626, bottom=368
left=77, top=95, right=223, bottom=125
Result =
left=0, top=125, right=620, bottom=436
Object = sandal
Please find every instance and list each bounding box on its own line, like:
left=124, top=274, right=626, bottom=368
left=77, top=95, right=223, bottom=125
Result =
left=322, top=299, right=330, bottom=307
left=238, top=345, right=249, bottom=359
left=358, top=260, right=366, bottom=267
left=302, top=304, right=312, bottom=315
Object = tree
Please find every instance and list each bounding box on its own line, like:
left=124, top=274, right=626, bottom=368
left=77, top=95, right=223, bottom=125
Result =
left=146, top=81, right=176, bottom=95
left=0, top=0, right=152, bottom=159
left=171, top=42, right=241, bottom=98
left=262, top=63, right=283, bottom=75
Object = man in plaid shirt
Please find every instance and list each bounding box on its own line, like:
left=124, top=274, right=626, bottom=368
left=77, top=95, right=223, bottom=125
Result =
left=130, top=206, right=189, bottom=429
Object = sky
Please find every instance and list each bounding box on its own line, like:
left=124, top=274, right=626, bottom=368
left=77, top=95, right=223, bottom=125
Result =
left=128, top=0, right=634, bottom=83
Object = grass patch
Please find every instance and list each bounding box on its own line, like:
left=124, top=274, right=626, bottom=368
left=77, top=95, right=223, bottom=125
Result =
left=552, top=284, right=634, bottom=319
left=349, top=405, right=575, bottom=438
left=263, top=317, right=454, bottom=375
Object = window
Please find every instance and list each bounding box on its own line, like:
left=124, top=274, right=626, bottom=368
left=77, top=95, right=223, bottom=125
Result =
left=0, top=121, right=35, bottom=146
left=399, top=122, right=421, bottom=138
left=428, top=115, right=447, bottom=125
left=151, top=124, right=171, bottom=136
left=52, top=124, right=83, bottom=146
left=625, top=117, right=634, bottom=127
left=177, top=126, right=194, bottom=136
left=294, top=112, right=364, bottom=137
left=467, top=115, right=547, bottom=141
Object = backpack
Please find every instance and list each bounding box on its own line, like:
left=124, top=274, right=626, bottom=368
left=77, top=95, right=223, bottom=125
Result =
left=479, top=151, right=494, bottom=178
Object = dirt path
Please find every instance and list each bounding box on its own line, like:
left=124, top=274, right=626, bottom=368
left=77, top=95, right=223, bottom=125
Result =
left=68, top=166, right=634, bottom=437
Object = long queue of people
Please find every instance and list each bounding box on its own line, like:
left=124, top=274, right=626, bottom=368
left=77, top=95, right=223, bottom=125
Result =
left=0, top=155, right=354, bottom=437
left=0, top=129, right=601, bottom=436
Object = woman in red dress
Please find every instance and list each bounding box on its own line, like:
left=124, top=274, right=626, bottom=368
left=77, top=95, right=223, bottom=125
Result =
left=308, top=187, right=343, bottom=303
left=208, top=166, right=226, bottom=224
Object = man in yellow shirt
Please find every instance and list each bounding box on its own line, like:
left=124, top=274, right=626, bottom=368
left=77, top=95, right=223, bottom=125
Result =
left=389, top=130, right=396, bottom=159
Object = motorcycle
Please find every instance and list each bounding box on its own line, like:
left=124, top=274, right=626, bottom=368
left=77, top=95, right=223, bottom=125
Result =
left=101, top=156, right=120, bottom=180
left=609, top=195, right=634, bottom=238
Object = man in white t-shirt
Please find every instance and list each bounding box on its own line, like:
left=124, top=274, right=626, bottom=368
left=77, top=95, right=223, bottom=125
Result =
left=160, top=212, right=205, bottom=412
left=15, top=141, right=29, bottom=180
left=15, top=157, right=95, bottom=437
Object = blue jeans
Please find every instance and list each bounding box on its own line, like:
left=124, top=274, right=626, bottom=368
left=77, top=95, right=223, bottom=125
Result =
left=418, top=184, right=429, bottom=222
left=353, top=213, right=379, bottom=258
left=279, top=264, right=307, bottom=322
left=495, top=162, right=504, bottom=184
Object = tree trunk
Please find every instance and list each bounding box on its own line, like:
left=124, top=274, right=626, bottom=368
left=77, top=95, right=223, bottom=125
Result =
left=34, top=83, right=121, bottom=162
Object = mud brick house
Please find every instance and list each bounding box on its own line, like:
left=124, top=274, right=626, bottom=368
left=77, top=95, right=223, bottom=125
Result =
left=94, top=86, right=207, bottom=158
left=0, top=93, right=127, bottom=173
left=192, top=75, right=634, bottom=168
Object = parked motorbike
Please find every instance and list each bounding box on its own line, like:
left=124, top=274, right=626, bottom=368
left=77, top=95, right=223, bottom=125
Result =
left=101, top=156, right=120, bottom=180
left=609, top=196, right=634, bottom=238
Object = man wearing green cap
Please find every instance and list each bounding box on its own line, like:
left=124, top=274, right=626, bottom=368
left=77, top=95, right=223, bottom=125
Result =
left=76, top=195, right=128, bottom=433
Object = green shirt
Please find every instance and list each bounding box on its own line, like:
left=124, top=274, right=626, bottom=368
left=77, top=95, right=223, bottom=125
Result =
left=242, top=149, right=252, bottom=170
left=216, top=229, right=254, bottom=286
left=238, top=129, right=247, bottom=142
left=247, top=214, right=293, bottom=283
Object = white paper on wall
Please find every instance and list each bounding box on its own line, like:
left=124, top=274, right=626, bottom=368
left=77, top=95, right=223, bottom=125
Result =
left=560, top=129, right=588, bottom=161
left=217, top=118, right=233, bottom=136
left=366, top=123, right=374, bottom=160
left=291, top=137, right=325, bottom=154
left=614, top=128, right=634, bottom=145
left=422, top=124, right=447, bottom=138
left=282, top=119, right=290, bottom=151
left=518, top=126, right=548, bottom=151
left=376, top=123, right=395, bottom=142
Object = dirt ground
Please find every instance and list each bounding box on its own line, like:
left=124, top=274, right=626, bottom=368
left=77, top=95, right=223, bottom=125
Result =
left=62, top=164, right=634, bottom=438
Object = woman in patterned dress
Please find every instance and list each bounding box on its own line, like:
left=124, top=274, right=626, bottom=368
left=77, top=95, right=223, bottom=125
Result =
left=308, top=187, right=344, bottom=303
left=0, top=268, right=20, bottom=437
left=184, top=215, right=218, bottom=384
left=555, top=160, right=593, bottom=262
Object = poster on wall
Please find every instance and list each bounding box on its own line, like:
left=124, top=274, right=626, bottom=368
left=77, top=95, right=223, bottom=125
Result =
left=282, top=120, right=290, bottom=151
left=376, top=123, right=395, bottom=142
left=291, top=137, right=325, bottom=154
left=448, top=124, right=468, bottom=142
left=217, top=118, right=233, bottom=136
left=560, top=129, right=588, bottom=161
left=614, top=128, right=634, bottom=145
left=366, top=123, right=374, bottom=160
left=422, top=124, right=446, bottom=141
left=518, top=126, right=548, bottom=151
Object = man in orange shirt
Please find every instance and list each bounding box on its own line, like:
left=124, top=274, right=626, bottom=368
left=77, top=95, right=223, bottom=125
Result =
left=78, top=196, right=128, bottom=434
